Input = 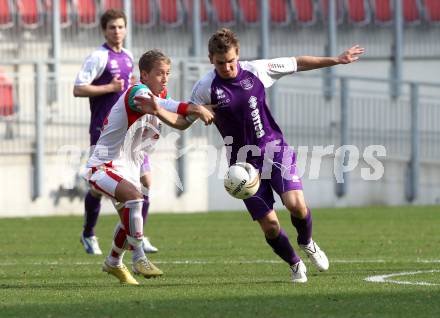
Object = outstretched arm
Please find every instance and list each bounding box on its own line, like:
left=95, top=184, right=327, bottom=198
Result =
left=155, top=107, right=192, bottom=130
left=134, top=94, right=215, bottom=126
left=296, top=45, right=365, bottom=72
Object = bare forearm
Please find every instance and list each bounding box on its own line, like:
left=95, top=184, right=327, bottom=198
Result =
left=156, top=108, right=191, bottom=130
left=73, top=84, right=114, bottom=97
left=295, top=45, right=364, bottom=71
left=295, top=56, right=339, bottom=72
left=187, top=104, right=204, bottom=116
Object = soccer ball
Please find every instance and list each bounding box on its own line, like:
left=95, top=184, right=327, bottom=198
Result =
left=224, top=162, right=260, bottom=200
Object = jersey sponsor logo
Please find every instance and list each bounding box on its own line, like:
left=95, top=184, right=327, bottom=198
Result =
left=268, top=62, right=284, bottom=70
left=248, top=96, right=265, bottom=138
left=240, top=77, right=254, bottom=90
left=215, top=87, right=230, bottom=106
left=248, top=96, right=257, bottom=109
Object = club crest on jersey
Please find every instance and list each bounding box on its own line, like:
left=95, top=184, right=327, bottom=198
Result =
left=240, top=77, right=254, bottom=90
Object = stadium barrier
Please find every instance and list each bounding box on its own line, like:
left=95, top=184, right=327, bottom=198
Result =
left=0, top=58, right=439, bottom=217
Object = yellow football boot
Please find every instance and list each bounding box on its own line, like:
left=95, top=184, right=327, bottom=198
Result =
left=132, top=258, right=163, bottom=278
left=102, top=261, right=139, bottom=285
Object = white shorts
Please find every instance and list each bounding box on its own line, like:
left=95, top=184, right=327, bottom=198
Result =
left=85, top=161, right=142, bottom=207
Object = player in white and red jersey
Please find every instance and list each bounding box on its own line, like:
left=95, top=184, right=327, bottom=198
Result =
left=73, top=9, right=134, bottom=255
left=86, top=50, right=214, bottom=285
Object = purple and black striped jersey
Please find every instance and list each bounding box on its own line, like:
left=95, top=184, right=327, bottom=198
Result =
left=190, top=58, right=297, bottom=169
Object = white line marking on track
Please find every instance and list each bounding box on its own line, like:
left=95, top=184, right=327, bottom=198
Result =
left=365, top=270, right=440, bottom=286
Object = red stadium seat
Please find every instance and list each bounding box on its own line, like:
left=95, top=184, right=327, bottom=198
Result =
left=75, top=0, right=99, bottom=28
left=270, top=0, right=291, bottom=25
left=102, top=0, right=123, bottom=11
left=16, top=0, right=43, bottom=29
left=370, top=0, right=421, bottom=25
left=182, top=0, right=210, bottom=25
left=237, top=0, right=260, bottom=24
left=292, top=0, right=317, bottom=25
left=320, top=0, right=344, bottom=24
left=345, top=0, right=371, bottom=25
left=132, top=0, right=156, bottom=27
left=44, top=0, right=72, bottom=28
left=369, top=0, right=392, bottom=25
left=403, top=0, right=421, bottom=24
left=0, top=0, right=14, bottom=29
left=0, top=71, right=15, bottom=118
left=211, top=0, right=237, bottom=25
left=158, top=0, right=184, bottom=27
left=423, top=0, right=440, bottom=23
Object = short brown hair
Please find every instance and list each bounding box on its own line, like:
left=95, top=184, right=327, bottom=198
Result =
left=138, top=49, right=171, bottom=73
left=100, top=9, right=127, bottom=30
left=208, top=28, right=240, bottom=56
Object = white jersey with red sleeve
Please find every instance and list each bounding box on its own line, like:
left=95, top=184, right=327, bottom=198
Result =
left=86, top=83, right=186, bottom=188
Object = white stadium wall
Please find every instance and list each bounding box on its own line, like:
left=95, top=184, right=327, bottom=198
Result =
left=1, top=147, right=439, bottom=218
left=0, top=59, right=439, bottom=217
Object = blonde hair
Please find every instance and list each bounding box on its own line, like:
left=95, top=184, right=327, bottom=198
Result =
left=138, top=49, right=171, bottom=73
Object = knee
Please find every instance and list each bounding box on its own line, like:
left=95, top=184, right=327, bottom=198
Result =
left=286, top=202, right=308, bottom=219
left=262, top=219, right=281, bottom=239
left=127, top=189, right=143, bottom=201
left=118, top=186, right=143, bottom=202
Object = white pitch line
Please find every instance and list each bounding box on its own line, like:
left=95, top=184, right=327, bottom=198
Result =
left=365, top=270, right=440, bottom=286
left=0, top=259, right=440, bottom=266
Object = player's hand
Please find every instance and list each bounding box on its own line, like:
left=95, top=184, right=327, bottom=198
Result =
left=337, top=45, right=365, bottom=64
left=203, top=104, right=217, bottom=114
left=134, top=93, right=160, bottom=115
left=110, top=74, right=125, bottom=92
left=194, top=104, right=215, bottom=125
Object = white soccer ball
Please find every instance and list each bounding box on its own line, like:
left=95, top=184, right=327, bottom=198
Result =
left=224, top=162, right=260, bottom=200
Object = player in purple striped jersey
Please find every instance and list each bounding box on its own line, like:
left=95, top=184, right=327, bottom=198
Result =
left=73, top=9, right=156, bottom=255
left=190, top=28, right=364, bottom=283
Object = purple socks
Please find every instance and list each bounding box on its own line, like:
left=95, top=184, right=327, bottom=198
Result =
left=83, top=191, right=101, bottom=237
left=266, top=228, right=300, bottom=266
left=142, top=195, right=149, bottom=223
left=291, top=208, right=313, bottom=245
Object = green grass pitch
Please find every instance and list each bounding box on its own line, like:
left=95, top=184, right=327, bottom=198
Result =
left=0, top=206, right=439, bottom=318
